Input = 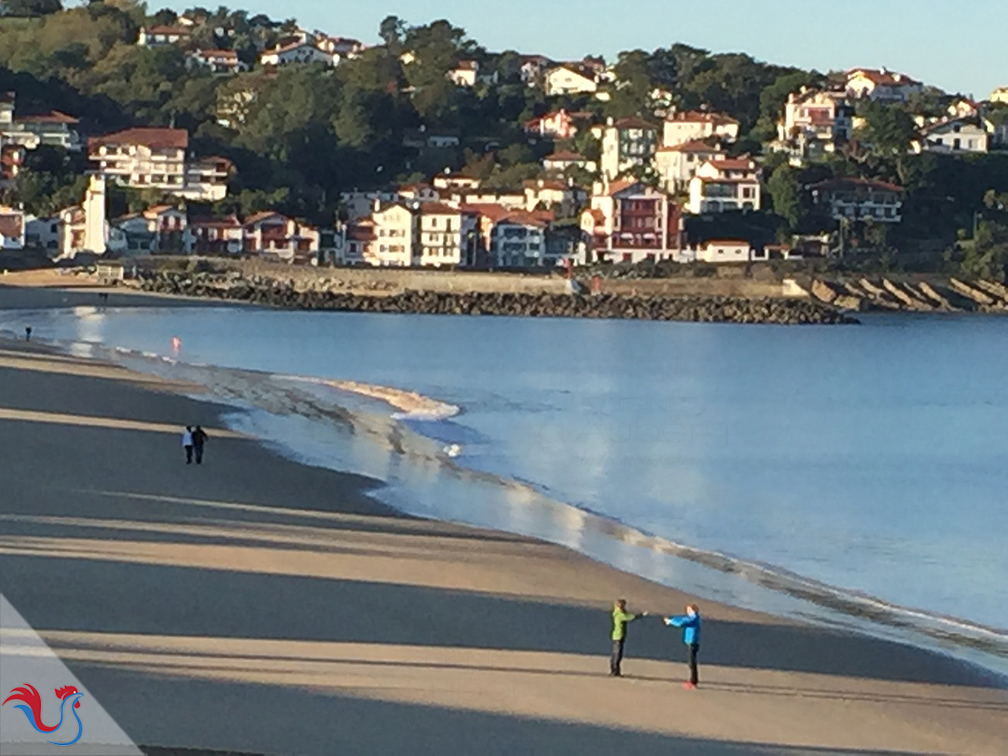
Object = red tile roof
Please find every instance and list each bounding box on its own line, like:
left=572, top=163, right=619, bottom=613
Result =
left=847, top=69, right=919, bottom=87
left=524, top=179, right=568, bottom=191
left=15, top=110, right=78, bottom=124
left=419, top=202, right=463, bottom=215
left=656, top=139, right=723, bottom=154
left=811, top=178, right=904, bottom=193
left=196, top=49, right=239, bottom=60
left=666, top=110, right=739, bottom=126
left=89, top=128, right=188, bottom=150
left=613, top=117, right=656, bottom=130
left=190, top=215, right=241, bottom=228
left=244, top=210, right=287, bottom=225
left=146, top=25, right=191, bottom=36
left=545, top=150, right=587, bottom=161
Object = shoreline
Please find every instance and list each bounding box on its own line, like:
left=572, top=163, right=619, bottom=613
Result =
left=1, top=292, right=1008, bottom=753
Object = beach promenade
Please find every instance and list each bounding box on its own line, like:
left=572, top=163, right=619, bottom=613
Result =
left=0, top=288, right=1006, bottom=754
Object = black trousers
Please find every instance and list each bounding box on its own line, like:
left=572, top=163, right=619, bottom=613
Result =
left=194, top=444, right=204, bottom=464
left=610, top=639, right=625, bottom=675
left=687, top=643, right=699, bottom=685
left=185, top=445, right=193, bottom=463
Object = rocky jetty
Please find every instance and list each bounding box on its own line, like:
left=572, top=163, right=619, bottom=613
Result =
left=811, top=277, right=1008, bottom=314
left=132, top=270, right=856, bottom=325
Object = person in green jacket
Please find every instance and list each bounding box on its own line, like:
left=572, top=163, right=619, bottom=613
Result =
left=610, top=599, right=647, bottom=676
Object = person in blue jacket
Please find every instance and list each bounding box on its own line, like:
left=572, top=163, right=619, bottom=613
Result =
left=664, top=604, right=701, bottom=688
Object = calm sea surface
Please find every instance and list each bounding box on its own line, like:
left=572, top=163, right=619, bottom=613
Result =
left=5, top=306, right=1007, bottom=676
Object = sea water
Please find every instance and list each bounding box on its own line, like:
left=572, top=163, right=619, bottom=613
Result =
left=4, top=305, right=1007, bottom=678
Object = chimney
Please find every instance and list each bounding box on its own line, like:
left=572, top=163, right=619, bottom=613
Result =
left=606, top=116, right=614, bottom=127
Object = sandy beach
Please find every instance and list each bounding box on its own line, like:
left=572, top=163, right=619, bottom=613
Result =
left=0, top=285, right=1006, bottom=755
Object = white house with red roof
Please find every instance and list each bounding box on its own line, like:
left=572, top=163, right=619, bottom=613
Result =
left=188, top=215, right=244, bottom=255
left=809, top=178, right=904, bottom=223
left=186, top=49, right=247, bottom=74
left=846, top=68, right=922, bottom=102
left=580, top=179, right=682, bottom=264
left=913, top=116, right=988, bottom=154
left=524, top=109, right=594, bottom=140
left=663, top=109, right=740, bottom=148
left=363, top=202, right=418, bottom=267
left=464, top=204, right=553, bottom=267
left=523, top=178, right=586, bottom=215
left=544, top=66, right=598, bottom=96
left=694, top=239, right=753, bottom=264
left=654, top=140, right=726, bottom=193
left=242, top=210, right=321, bottom=263
left=687, top=158, right=761, bottom=215
left=0, top=92, right=80, bottom=151
left=543, top=150, right=596, bottom=174
left=259, top=41, right=332, bottom=67
left=137, top=26, right=191, bottom=46
left=448, top=60, right=481, bottom=87
left=88, top=127, right=231, bottom=201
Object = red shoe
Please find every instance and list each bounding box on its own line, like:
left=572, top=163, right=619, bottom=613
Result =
left=683, top=682, right=697, bottom=690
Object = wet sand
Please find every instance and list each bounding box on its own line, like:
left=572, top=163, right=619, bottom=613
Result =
left=0, top=290, right=1005, bottom=754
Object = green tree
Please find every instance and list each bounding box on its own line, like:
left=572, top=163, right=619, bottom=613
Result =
left=766, top=163, right=803, bottom=229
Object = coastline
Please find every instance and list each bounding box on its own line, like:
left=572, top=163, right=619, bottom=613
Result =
left=0, top=292, right=1006, bottom=753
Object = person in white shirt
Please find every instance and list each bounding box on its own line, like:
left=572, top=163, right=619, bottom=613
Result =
left=182, top=426, right=194, bottom=464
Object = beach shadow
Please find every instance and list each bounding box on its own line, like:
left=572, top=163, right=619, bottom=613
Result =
left=75, top=666, right=937, bottom=756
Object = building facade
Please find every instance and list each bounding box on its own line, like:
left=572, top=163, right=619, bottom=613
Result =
left=687, top=158, right=761, bottom=214
left=88, top=128, right=231, bottom=201
left=580, top=180, right=682, bottom=264
left=417, top=202, right=479, bottom=267
left=654, top=140, right=726, bottom=193
left=662, top=109, right=740, bottom=148
left=599, top=117, right=658, bottom=180
left=809, top=178, right=904, bottom=223
left=915, top=117, right=989, bottom=154
left=846, top=69, right=922, bottom=102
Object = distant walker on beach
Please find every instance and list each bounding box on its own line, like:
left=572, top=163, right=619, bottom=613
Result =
left=182, top=426, right=194, bottom=464
left=610, top=598, right=646, bottom=677
left=191, top=425, right=208, bottom=464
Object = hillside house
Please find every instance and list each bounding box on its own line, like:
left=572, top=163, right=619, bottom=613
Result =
left=580, top=179, right=682, bottom=264
left=88, top=128, right=231, bottom=201
left=655, top=140, right=726, bottom=193
left=186, top=49, right=247, bottom=74
left=242, top=211, right=320, bottom=264
left=544, top=66, right=598, bottom=96
left=448, top=60, right=480, bottom=87
left=599, top=117, right=658, bottom=180
left=259, top=41, right=332, bottom=67
left=523, top=178, right=586, bottom=215
left=524, top=109, right=594, bottom=140
left=189, top=215, right=244, bottom=255
left=137, top=26, right=191, bottom=46
left=663, top=109, right=740, bottom=148
left=543, top=150, right=596, bottom=174
left=846, top=68, right=922, bottom=102
left=809, top=178, right=903, bottom=223
left=914, top=117, right=989, bottom=154
left=990, top=87, right=1008, bottom=105
left=1, top=92, right=80, bottom=151
left=687, top=158, right=761, bottom=214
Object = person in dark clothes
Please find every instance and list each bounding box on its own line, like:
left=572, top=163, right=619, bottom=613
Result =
left=182, top=426, right=194, bottom=464
left=610, top=598, right=646, bottom=677
left=24, top=326, right=31, bottom=342
left=191, top=425, right=208, bottom=464
left=664, top=604, right=702, bottom=689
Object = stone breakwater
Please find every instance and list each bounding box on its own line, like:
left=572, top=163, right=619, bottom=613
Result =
left=133, top=271, right=856, bottom=325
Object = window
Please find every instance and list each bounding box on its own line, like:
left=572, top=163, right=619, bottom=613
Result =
left=953, top=138, right=961, bottom=150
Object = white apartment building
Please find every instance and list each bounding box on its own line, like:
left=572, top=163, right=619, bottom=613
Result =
left=662, top=109, right=740, bottom=148
left=654, top=140, right=726, bottom=193
left=366, top=202, right=418, bottom=267
left=544, top=66, right=598, bottom=96
left=88, top=128, right=231, bottom=201
left=846, top=68, right=922, bottom=102
left=687, top=158, right=761, bottom=214
left=417, top=202, right=479, bottom=267
left=778, top=90, right=853, bottom=145
left=259, top=41, right=333, bottom=67
left=809, top=178, right=904, bottom=223
left=914, top=117, right=989, bottom=154
left=599, top=117, right=658, bottom=181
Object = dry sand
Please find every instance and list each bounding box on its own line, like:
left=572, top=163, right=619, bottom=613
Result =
left=0, top=290, right=1005, bottom=755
